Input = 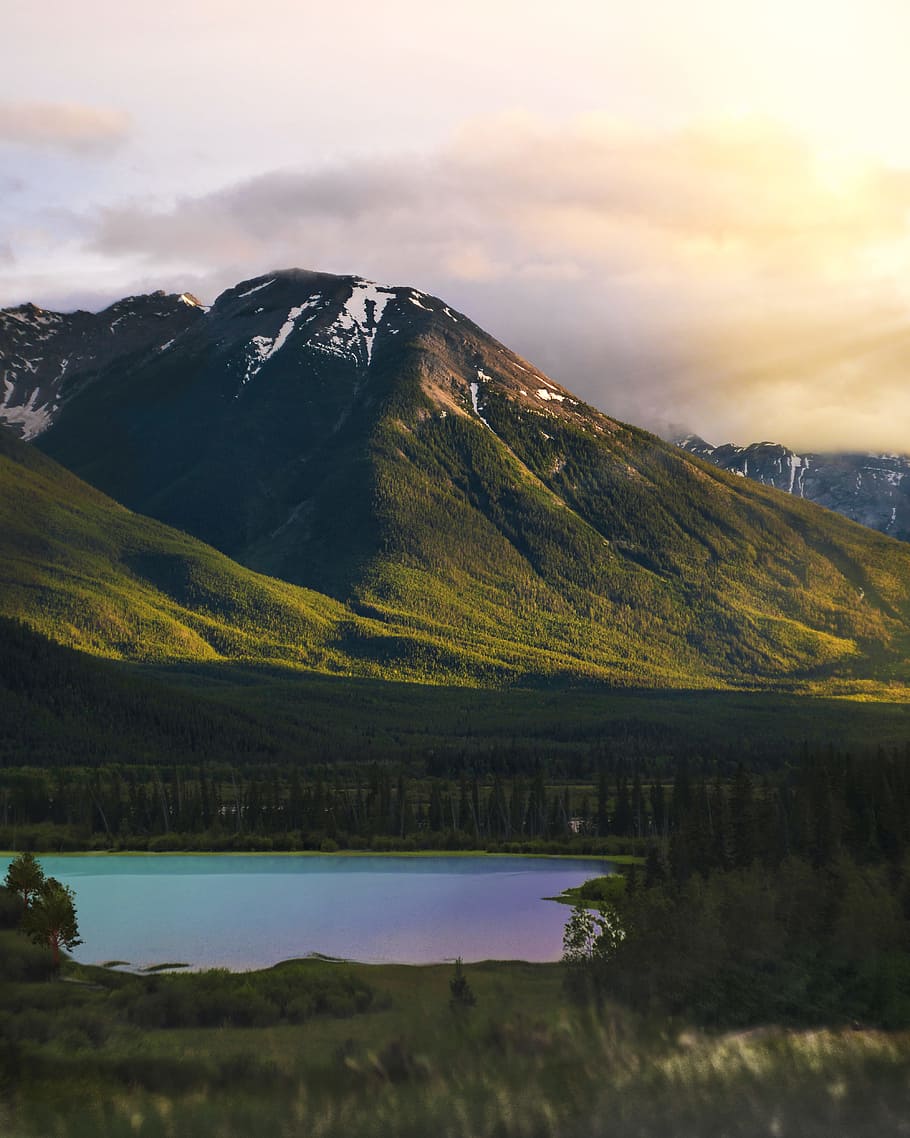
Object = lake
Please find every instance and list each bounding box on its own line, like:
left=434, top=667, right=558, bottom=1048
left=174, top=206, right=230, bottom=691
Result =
left=1, top=854, right=612, bottom=970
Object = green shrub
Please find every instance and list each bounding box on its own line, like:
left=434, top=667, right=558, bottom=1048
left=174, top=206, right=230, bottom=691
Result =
left=0, top=886, right=23, bottom=929
left=0, top=930, right=55, bottom=981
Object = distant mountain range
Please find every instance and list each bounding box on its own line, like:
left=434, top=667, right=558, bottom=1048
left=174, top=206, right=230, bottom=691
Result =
left=3, top=268, right=910, bottom=692
left=676, top=435, right=910, bottom=542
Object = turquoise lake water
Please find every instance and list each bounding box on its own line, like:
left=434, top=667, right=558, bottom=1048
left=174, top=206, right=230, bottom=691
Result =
left=1, top=854, right=612, bottom=969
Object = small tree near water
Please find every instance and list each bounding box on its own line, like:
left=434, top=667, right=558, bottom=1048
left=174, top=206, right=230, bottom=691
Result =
left=562, top=902, right=625, bottom=1002
left=21, top=877, right=82, bottom=971
left=449, top=956, right=476, bottom=1010
left=4, top=851, right=45, bottom=909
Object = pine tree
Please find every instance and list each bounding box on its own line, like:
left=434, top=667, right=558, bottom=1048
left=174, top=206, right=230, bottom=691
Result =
left=449, top=957, right=476, bottom=1010
left=3, top=851, right=45, bottom=909
left=21, top=877, right=82, bottom=970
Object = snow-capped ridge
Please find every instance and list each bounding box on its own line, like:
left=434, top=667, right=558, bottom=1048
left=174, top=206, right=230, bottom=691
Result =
left=677, top=434, right=910, bottom=540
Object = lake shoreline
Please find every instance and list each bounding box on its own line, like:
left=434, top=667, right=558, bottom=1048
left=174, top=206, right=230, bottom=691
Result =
left=0, top=847, right=640, bottom=863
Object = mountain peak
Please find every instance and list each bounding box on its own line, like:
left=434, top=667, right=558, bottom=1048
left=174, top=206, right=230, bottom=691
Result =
left=678, top=434, right=910, bottom=540
left=0, top=267, right=618, bottom=457
left=672, top=433, right=713, bottom=454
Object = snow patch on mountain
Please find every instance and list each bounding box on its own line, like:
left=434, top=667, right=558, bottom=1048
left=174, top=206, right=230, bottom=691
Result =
left=343, top=280, right=395, bottom=364
left=470, top=371, right=493, bottom=430
left=271, top=303, right=314, bottom=356
left=787, top=454, right=806, bottom=496
left=306, top=279, right=396, bottom=367
left=240, top=295, right=323, bottom=387
left=0, top=382, right=53, bottom=440
left=237, top=279, right=276, bottom=299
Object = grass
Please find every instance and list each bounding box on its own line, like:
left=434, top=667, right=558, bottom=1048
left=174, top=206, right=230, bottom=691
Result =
left=6, top=949, right=910, bottom=1137
left=547, top=873, right=629, bottom=907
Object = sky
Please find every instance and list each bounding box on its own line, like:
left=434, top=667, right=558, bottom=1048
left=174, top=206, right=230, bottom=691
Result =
left=3, top=0, right=910, bottom=451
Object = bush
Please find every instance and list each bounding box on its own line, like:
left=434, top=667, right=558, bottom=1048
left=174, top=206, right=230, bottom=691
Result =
left=113, top=964, right=373, bottom=1029
left=0, top=887, right=23, bottom=930
left=0, top=931, right=55, bottom=982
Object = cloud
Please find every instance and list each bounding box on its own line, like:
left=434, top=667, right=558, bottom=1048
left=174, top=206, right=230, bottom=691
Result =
left=77, top=113, right=910, bottom=450
left=0, top=102, right=130, bottom=153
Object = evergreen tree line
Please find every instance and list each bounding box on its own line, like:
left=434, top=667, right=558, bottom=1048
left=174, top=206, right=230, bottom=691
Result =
left=0, top=764, right=618, bottom=850
left=3, top=745, right=910, bottom=858
left=567, top=746, right=910, bottom=1028
left=661, top=745, right=910, bottom=881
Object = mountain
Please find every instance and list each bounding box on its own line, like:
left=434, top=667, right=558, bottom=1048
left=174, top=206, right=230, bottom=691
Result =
left=676, top=435, right=910, bottom=541
left=5, top=269, right=910, bottom=691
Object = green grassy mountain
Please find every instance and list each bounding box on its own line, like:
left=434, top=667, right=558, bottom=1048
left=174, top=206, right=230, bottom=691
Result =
left=3, top=270, right=910, bottom=690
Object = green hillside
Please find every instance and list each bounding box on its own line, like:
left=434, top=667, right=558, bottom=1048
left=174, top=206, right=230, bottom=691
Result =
left=9, top=410, right=910, bottom=691
left=352, top=369, right=910, bottom=688
left=0, top=427, right=352, bottom=669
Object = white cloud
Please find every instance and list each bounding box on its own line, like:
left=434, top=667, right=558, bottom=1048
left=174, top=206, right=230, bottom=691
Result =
left=12, top=112, right=910, bottom=451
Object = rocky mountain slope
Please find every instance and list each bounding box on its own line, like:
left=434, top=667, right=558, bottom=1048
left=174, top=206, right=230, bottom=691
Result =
left=0, top=292, right=204, bottom=440
left=4, top=269, right=910, bottom=690
left=677, top=435, right=910, bottom=542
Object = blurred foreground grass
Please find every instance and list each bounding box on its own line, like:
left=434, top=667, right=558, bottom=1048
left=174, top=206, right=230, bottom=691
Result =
left=3, top=946, right=910, bottom=1137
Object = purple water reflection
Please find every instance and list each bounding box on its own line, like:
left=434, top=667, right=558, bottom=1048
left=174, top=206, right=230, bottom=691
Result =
left=12, top=854, right=613, bottom=970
